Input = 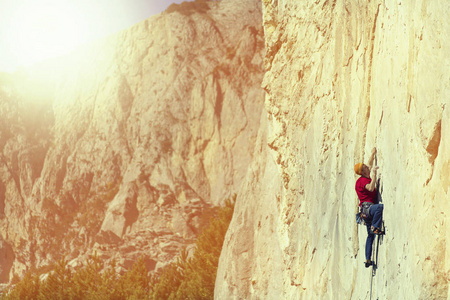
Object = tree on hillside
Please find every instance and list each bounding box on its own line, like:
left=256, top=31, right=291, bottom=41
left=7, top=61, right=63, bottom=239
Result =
left=1, top=195, right=235, bottom=300
left=150, top=195, right=235, bottom=299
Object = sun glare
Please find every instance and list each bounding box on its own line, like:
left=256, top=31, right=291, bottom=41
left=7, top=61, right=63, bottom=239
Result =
left=6, top=1, right=90, bottom=70
left=1, top=0, right=191, bottom=72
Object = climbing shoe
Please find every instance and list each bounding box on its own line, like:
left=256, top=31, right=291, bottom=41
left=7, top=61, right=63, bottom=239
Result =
left=370, top=226, right=384, bottom=235
left=365, top=260, right=372, bottom=268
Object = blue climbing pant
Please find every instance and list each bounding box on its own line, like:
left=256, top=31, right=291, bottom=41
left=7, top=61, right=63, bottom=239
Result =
left=365, top=204, right=384, bottom=260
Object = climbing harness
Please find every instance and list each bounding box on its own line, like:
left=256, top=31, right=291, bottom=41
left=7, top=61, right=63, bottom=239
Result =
left=361, top=202, right=373, bottom=223
left=356, top=202, right=374, bottom=225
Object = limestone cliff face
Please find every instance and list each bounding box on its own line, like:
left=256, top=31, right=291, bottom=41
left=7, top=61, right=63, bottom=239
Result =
left=0, top=0, right=264, bottom=282
left=216, top=1, right=449, bottom=299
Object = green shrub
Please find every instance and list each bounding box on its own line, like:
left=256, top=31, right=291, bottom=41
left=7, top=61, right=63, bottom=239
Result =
left=2, top=272, right=40, bottom=300
left=166, top=0, right=211, bottom=16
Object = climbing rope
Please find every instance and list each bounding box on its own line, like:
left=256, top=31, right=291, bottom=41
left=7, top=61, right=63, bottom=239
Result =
left=369, top=221, right=384, bottom=300
left=369, top=237, right=376, bottom=300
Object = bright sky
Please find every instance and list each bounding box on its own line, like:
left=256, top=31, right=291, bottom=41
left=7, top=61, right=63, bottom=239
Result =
left=0, top=0, right=192, bottom=72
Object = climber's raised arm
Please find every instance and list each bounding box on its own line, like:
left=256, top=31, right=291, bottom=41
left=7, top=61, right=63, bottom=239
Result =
left=365, top=166, right=378, bottom=192
left=367, top=147, right=377, bottom=169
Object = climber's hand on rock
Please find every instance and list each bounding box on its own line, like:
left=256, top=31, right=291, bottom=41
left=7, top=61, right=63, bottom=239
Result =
left=372, top=147, right=377, bottom=155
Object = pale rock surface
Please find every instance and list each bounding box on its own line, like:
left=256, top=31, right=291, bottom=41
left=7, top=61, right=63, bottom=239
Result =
left=0, top=237, right=14, bottom=283
left=0, top=0, right=264, bottom=283
left=216, top=1, right=449, bottom=299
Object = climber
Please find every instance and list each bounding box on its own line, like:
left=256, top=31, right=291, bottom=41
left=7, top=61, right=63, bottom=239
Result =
left=354, top=147, right=384, bottom=268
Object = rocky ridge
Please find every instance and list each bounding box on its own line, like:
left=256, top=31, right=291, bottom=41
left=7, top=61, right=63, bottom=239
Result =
left=0, top=0, right=264, bottom=282
left=216, top=1, right=449, bottom=299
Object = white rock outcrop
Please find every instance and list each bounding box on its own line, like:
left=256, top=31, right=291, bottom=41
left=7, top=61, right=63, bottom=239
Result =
left=216, top=1, right=449, bottom=299
left=0, top=0, right=264, bottom=282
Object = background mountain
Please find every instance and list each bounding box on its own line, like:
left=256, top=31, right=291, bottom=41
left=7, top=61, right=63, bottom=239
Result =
left=216, top=1, right=449, bottom=299
left=0, top=0, right=264, bottom=283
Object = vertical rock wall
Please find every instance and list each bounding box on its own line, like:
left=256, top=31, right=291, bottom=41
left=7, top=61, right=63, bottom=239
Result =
left=216, top=1, right=449, bottom=299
